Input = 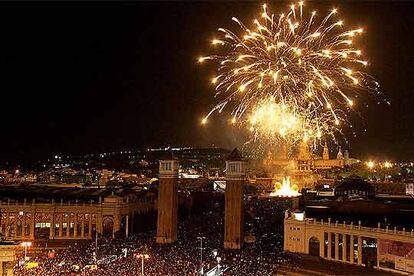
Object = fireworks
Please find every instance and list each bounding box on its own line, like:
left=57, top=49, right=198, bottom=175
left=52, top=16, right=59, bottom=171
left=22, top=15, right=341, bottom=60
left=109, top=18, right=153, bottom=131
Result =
left=269, top=177, right=301, bottom=197
left=198, top=2, right=377, bottom=146
left=248, top=97, right=324, bottom=143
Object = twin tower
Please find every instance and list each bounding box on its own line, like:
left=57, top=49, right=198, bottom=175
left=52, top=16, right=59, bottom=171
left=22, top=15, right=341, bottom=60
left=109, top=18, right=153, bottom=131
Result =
left=156, top=148, right=245, bottom=249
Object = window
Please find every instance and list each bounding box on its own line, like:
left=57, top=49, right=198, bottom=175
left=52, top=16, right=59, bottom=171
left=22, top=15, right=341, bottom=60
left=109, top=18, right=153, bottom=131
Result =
left=35, top=222, right=51, bottom=228
left=160, top=162, right=172, bottom=171
left=228, top=163, right=241, bottom=173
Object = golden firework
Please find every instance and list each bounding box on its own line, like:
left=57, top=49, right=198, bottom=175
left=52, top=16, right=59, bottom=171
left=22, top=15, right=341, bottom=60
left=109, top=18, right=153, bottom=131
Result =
left=199, top=2, right=377, bottom=145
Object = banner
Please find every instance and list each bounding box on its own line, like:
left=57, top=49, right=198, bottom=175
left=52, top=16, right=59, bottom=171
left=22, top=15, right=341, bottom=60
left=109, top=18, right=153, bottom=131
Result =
left=378, top=239, right=414, bottom=273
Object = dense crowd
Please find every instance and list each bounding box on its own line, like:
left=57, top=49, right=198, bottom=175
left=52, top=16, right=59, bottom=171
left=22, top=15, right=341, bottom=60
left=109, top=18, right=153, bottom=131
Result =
left=14, top=194, right=296, bottom=275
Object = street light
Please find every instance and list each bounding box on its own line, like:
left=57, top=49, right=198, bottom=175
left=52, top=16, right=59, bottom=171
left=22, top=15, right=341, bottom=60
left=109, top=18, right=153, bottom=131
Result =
left=20, top=241, right=32, bottom=261
left=212, top=249, right=221, bottom=276
left=197, top=236, right=206, bottom=275
left=135, top=253, right=149, bottom=276
left=366, top=161, right=375, bottom=169
left=384, top=161, right=392, bottom=168
left=217, top=257, right=222, bottom=275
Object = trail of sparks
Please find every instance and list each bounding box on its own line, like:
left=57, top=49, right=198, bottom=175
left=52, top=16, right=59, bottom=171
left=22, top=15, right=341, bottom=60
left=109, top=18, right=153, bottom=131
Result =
left=198, top=2, right=377, bottom=147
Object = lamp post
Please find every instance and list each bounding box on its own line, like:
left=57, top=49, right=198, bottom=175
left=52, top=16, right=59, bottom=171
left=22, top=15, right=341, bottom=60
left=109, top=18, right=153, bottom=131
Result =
left=20, top=241, right=32, bottom=261
left=135, top=253, right=149, bottom=275
left=94, top=230, right=98, bottom=263
left=217, top=257, right=221, bottom=275
left=212, top=249, right=221, bottom=276
left=197, top=236, right=206, bottom=275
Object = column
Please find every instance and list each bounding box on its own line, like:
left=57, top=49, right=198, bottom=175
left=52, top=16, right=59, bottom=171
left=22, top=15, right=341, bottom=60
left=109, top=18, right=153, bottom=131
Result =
left=319, top=234, right=324, bottom=258
left=73, top=214, right=78, bottom=238
left=335, top=233, right=339, bottom=261
left=29, top=212, right=35, bottom=240
left=58, top=214, right=63, bottom=238
left=88, top=214, right=92, bottom=238
left=5, top=211, right=9, bottom=239
left=66, top=214, right=70, bottom=238
left=342, top=234, right=347, bottom=262
left=130, top=212, right=134, bottom=235
left=327, top=232, right=332, bottom=260
left=22, top=213, right=26, bottom=238
left=13, top=212, right=18, bottom=238
left=49, top=213, right=55, bottom=239
left=357, top=236, right=362, bottom=265
left=113, top=216, right=120, bottom=238
left=96, top=213, right=102, bottom=236
left=81, top=214, right=85, bottom=238
left=350, top=235, right=355, bottom=264
left=377, top=238, right=380, bottom=268
left=125, top=215, right=129, bottom=238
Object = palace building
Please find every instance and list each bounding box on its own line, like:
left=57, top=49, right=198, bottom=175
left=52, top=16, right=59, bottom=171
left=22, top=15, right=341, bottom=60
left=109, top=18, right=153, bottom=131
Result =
left=263, top=141, right=348, bottom=172
left=0, top=185, right=155, bottom=241
left=260, top=141, right=351, bottom=189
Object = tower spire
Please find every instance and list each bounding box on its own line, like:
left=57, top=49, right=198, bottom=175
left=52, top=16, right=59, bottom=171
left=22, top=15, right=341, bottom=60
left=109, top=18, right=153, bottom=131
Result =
left=323, top=142, right=329, bottom=160
left=337, top=146, right=344, bottom=159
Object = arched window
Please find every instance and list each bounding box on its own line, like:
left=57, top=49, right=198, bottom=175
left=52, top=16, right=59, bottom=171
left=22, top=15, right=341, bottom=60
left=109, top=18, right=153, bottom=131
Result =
left=102, top=217, right=114, bottom=237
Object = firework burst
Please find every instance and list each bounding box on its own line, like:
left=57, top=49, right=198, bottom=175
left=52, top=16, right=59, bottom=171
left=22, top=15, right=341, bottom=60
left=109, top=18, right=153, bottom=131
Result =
left=198, top=1, right=377, bottom=146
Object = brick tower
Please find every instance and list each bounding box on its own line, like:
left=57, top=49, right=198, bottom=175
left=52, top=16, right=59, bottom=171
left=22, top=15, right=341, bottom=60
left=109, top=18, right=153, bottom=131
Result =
left=224, top=148, right=245, bottom=249
left=156, top=151, right=179, bottom=244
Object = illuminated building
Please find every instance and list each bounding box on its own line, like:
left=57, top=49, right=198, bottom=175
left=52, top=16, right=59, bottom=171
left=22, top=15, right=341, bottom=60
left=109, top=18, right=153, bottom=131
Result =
left=407, top=183, right=414, bottom=196
left=264, top=141, right=346, bottom=171
left=284, top=211, right=414, bottom=274
left=0, top=186, right=155, bottom=241
left=0, top=241, right=16, bottom=275
left=261, top=142, right=352, bottom=189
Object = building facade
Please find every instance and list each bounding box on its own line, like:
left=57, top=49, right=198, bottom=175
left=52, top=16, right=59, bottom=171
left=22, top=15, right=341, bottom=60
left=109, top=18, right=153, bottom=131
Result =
left=334, top=177, right=375, bottom=198
left=264, top=142, right=346, bottom=172
left=0, top=186, right=155, bottom=241
left=407, top=183, right=414, bottom=196
left=284, top=211, right=414, bottom=274
left=0, top=242, right=16, bottom=276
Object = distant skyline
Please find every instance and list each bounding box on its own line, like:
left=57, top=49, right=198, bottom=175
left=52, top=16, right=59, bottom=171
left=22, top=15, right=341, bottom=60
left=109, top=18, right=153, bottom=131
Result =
left=0, top=1, right=413, bottom=161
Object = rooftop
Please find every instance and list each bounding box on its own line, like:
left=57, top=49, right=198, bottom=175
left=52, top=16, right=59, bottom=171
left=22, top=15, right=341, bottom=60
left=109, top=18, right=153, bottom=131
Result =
left=0, top=184, right=152, bottom=203
left=227, top=148, right=243, bottom=161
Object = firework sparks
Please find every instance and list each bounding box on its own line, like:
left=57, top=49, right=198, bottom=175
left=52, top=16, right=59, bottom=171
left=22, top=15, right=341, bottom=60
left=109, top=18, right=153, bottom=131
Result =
left=248, top=97, right=329, bottom=144
left=198, top=2, right=377, bottom=146
left=269, top=177, right=301, bottom=197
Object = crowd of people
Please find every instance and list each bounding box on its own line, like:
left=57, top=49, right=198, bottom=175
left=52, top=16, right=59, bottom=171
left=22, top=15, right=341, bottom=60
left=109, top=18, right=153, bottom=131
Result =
left=14, top=194, right=297, bottom=275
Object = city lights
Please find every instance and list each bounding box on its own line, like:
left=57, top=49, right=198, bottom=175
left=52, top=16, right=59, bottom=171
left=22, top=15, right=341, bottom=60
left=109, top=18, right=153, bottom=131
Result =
left=135, top=253, right=150, bottom=276
left=366, top=161, right=375, bottom=169
left=0, top=1, right=412, bottom=276
left=20, top=242, right=32, bottom=261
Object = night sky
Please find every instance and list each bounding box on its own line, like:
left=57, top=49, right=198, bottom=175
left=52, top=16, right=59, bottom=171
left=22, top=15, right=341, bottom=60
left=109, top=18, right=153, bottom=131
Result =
left=0, top=1, right=413, bottom=161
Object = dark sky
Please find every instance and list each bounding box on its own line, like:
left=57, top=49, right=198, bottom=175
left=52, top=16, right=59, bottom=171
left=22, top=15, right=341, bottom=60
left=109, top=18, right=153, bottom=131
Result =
left=0, top=1, right=413, bottom=161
